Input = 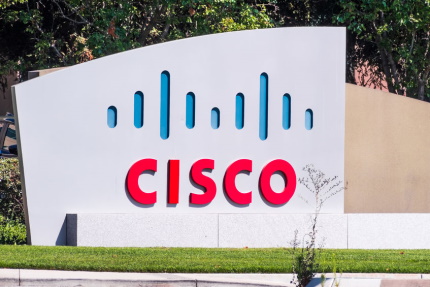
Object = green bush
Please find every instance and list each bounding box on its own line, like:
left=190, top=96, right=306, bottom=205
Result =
left=0, top=215, right=26, bottom=244
left=0, top=158, right=26, bottom=244
left=0, top=158, right=24, bottom=223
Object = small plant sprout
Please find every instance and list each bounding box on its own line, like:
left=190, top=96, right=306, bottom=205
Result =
left=334, top=274, right=341, bottom=287
left=332, top=253, right=342, bottom=287
left=320, top=273, right=326, bottom=287
left=290, top=164, right=345, bottom=287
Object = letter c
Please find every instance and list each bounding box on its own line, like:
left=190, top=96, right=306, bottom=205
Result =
left=224, top=159, right=252, bottom=204
left=126, top=158, right=157, bottom=204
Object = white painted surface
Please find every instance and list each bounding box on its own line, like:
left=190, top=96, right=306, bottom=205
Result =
left=13, top=27, right=345, bottom=246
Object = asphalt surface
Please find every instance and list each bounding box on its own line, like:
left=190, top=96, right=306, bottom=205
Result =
left=1, top=269, right=430, bottom=287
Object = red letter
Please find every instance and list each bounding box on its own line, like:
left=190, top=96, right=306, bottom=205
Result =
left=224, top=159, right=252, bottom=204
left=126, top=158, right=157, bottom=204
left=259, top=159, right=296, bottom=205
left=168, top=159, right=180, bottom=204
left=189, top=159, right=216, bottom=204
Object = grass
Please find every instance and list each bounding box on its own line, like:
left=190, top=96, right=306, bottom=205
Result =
left=0, top=246, right=429, bottom=273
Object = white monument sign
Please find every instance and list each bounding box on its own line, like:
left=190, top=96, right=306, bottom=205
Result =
left=13, top=27, right=345, bottom=246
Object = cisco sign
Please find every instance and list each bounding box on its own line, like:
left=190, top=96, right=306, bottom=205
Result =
left=126, top=158, right=296, bottom=205
left=13, top=27, right=345, bottom=245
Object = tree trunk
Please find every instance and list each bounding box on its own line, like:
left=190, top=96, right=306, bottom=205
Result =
left=377, top=44, right=395, bottom=93
left=417, top=78, right=425, bottom=101
left=137, top=4, right=167, bottom=47
left=372, top=20, right=395, bottom=94
left=385, top=48, right=403, bottom=95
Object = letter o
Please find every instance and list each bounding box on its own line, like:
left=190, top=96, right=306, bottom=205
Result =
left=259, top=159, right=296, bottom=205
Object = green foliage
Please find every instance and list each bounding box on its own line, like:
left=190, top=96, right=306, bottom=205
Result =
left=0, top=158, right=24, bottom=223
left=0, top=0, right=26, bottom=9
left=0, top=215, right=26, bottom=245
left=2, top=0, right=430, bottom=102
left=291, top=244, right=318, bottom=287
left=336, top=0, right=430, bottom=100
left=0, top=158, right=26, bottom=245
left=268, top=0, right=340, bottom=26
left=172, top=1, right=274, bottom=37
left=0, top=0, right=273, bottom=81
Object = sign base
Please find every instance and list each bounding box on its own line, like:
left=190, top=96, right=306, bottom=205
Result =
left=65, top=213, right=430, bottom=249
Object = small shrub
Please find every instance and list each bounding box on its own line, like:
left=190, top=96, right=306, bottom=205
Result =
left=0, top=215, right=26, bottom=244
left=0, top=158, right=26, bottom=244
left=291, top=239, right=318, bottom=287
left=0, top=158, right=24, bottom=223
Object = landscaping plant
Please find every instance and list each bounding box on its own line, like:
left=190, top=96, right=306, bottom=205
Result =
left=290, top=164, right=345, bottom=287
left=0, top=158, right=26, bottom=244
left=0, top=215, right=26, bottom=244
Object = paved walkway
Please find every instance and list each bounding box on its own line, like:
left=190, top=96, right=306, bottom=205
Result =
left=0, top=269, right=429, bottom=286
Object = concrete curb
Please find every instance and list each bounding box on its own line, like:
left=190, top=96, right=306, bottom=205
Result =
left=0, top=269, right=429, bottom=287
left=0, top=270, right=293, bottom=287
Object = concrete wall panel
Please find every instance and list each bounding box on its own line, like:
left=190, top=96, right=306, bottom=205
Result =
left=68, top=213, right=430, bottom=249
left=348, top=214, right=430, bottom=249
left=67, top=213, right=218, bottom=247
left=218, top=213, right=347, bottom=248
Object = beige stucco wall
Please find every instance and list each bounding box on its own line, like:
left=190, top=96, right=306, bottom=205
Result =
left=345, top=84, right=430, bottom=213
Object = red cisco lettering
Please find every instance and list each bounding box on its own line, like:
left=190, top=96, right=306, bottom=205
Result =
left=223, top=159, right=252, bottom=204
left=259, top=159, right=296, bottom=205
left=126, top=158, right=296, bottom=205
left=126, top=158, right=157, bottom=204
left=168, top=159, right=180, bottom=204
left=189, top=159, right=216, bottom=205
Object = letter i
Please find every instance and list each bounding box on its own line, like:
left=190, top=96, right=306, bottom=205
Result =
left=168, top=160, right=180, bottom=204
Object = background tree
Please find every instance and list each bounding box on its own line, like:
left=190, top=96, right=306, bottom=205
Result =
left=264, top=0, right=372, bottom=88
left=336, top=0, right=430, bottom=100
left=0, top=0, right=273, bottom=83
left=2, top=0, right=430, bottom=102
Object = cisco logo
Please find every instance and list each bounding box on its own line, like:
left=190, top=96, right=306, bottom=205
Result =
left=104, top=71, right=323, bottom=206
left=106, top=71, right=315, bottom=139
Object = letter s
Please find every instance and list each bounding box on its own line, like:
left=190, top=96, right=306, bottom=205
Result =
left=189, top=159, right=216, bottom=205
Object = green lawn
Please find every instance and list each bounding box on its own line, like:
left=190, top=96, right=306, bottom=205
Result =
left=0, top=246, right=429, bottom=273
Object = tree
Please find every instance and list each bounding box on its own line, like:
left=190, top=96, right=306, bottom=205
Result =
left=4, top=0, right=430, bottom=102
left=264, top=0, right=366, bottom=86
left=266, top=0, right=339, bottom=26
left=336, top=0, right=430, bottom=101
left=0, top=0, right=273, bottom=82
